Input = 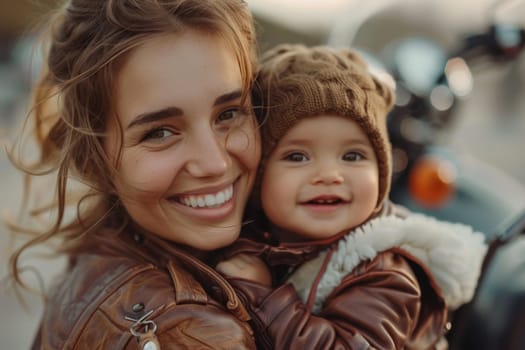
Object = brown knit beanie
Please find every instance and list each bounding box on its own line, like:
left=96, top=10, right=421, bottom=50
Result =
left=252, top=44, right=395, bottom=208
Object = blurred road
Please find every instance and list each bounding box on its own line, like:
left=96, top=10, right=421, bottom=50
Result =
left=1, top=128, right=42, bottom=348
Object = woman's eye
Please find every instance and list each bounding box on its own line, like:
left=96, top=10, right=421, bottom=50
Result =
left=217, top=108, right=239, bottom=124
left=142, top=128, right=174, bottom=142
left=343, top=151, right=364, bottom=162
left=284, top=152, right=308, bottom=162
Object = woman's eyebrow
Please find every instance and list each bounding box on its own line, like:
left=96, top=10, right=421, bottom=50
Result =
left=127, top=106, right=182, bottom=129
left=127, top=89, right=243, bottom=129
left=213, top=89, right=242, bottom=106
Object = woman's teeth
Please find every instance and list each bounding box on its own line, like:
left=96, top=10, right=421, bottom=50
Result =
left=178, top=185, right=233, bottom=208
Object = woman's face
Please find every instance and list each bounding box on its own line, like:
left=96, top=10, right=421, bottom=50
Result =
left=105, top=30, right=260, bottom=250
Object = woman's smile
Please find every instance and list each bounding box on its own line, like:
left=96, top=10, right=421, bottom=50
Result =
left=174, top=183, right=234, bottom=209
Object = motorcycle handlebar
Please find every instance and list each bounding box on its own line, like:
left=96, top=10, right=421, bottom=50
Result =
left=453, top=24, right=525, bottom=61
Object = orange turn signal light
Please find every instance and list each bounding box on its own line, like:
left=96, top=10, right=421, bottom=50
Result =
left=408, top=156, right=456, bottom=208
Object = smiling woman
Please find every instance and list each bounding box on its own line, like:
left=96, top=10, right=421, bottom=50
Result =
left=105, top=31, right=260, bottom=251
left=6, top=0, right=260, bottom=349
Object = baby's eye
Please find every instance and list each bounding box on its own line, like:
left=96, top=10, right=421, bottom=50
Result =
left=142, top=128, right=174, bottom=142
left=343, top=151, right=364, bottom=162
left=284, top=152, right=308, bottom=162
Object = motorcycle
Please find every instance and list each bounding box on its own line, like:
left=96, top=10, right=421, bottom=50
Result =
left=327, top=5, right=525, bottom=349
left=382, top=23, right=525, bottom=235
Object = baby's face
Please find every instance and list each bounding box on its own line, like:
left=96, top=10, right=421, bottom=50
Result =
left=261, top=114, right=379, bottom=242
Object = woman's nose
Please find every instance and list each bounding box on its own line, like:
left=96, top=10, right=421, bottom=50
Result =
left=185, top=132, right=229, bottom=178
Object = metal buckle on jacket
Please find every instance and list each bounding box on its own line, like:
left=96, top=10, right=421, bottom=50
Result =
left=125, top=309, right=161, bottom=350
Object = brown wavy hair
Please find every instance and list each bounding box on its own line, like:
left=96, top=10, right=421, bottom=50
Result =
left=7, top=0, right=257, bottom=291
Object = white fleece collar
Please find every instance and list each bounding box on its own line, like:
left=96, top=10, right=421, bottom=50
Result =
left=312, top=213, right=488, bottom=313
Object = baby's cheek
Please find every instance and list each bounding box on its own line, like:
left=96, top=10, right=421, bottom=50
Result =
left=355, top=172, right=380, bottom=206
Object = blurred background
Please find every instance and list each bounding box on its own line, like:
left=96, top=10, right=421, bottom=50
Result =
left=1, top=0, right=524, bottom=348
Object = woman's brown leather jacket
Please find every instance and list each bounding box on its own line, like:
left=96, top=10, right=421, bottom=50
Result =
left=30, top=230, right=256, bottom=349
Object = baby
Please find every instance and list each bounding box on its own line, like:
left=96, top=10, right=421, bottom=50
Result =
left=218, top=44, right=487, bottom=349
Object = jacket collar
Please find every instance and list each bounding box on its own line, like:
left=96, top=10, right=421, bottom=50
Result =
left=318, top=213, right=488, bottom=310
